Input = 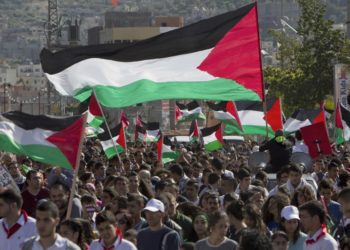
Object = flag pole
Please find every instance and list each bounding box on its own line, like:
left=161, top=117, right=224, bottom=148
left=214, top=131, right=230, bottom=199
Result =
left=93, top=89, right=124, bottom=167
left=66, top=113, right=87, bottom=219
left=254, top=1, right=269, bottom=139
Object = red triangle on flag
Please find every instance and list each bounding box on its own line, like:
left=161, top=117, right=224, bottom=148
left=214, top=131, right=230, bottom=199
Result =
left=89, top=93, right=103, bottom=117
left=226, top=101, right=242, bottom=129
left=335, top=101, right=343, bottom=129
left=197, top=4, right=263, bottom=100
left=215, top=124, right=223, bottom=144
left=192, top=120, right=199, bottom=138
left=157, top=133, right=163, bottom=161
left=175, top=106, right=182, bottom=123
left=265, top=98, right=283, bottom=132
left=117, top=124, right=127, bottom=149
left=120, top=111, right=129, bottom=128
left=47, top=115, right=86, bottom=169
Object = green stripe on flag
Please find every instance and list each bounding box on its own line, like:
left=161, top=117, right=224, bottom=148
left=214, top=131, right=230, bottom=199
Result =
left=0, top=134, right=72, bottom=169
left=336, top=128, right=345, bottom=145
left=104, top=145, right=124, bottom=159
left=224, top=124, right=274, bottom=138
left=74, top=79, right=260, bottom=108
left=204, top=140, right=222, bottom=152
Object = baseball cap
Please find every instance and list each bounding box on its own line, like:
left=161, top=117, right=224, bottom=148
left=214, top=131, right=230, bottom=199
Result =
left=143, top=198, right=165, bottom=213
left=281, top=205, right=300, bottom=220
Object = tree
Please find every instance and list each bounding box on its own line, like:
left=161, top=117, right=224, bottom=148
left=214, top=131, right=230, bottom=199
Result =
left=265, top=0, right=348, bottom=115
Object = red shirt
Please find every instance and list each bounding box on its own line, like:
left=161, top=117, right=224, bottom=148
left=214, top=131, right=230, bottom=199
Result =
left=21, top=188, right=50, bottom=217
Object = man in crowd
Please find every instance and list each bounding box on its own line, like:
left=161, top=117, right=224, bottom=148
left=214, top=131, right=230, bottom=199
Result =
left=334, top=187, right=350, bottom=240
left=7, top=161, right=26, bottom=190
left=235, top=167, right=253, bottom=196
left=90, top=210, right=136, bottom=250
left=114, top=176, right=129, bottom=197
left=137, top=198, right=180, bottom=250
left=184, top=180, right=200, bottom=206
left=299, top=200, right=337, bottom=250
left=127, top=193, right=148, bottom=231
left=22, top=200, right=80, bottom=250
left=0, top=188, right=37, bottom=249
left=169, top=164, right=189, bottom=194
left=21, top=170, right=50, bottom=217
left=49, top=182, right=82, bottom=220
left=281, top=163, right=317, bottom=197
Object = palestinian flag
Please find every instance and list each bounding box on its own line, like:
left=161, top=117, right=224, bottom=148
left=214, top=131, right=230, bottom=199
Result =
left=189, top=120, right=200, bottom=142
left=207, top=101, right=242, bottom=129
left=224, top=98, right=283, bottom=137
left=176, top=101, right=206, bottom=123
left=134, top=115, right=146, bottom=142
left=146, top=122, right=160, bottom=142
left=284, top=108, right=325, bottom=133
left=0, top=111, right=86, bottom=169
left=335, top=102, right=350, bottom=144
left=157, top=133, right=178, bottom=164
left=120, top=111, right=129, bottom=128
left=97, top=122, right=126, bottom=158
left=85, top=126, right=104, bottom=138
left=86, top=93, right=104, bottom=128
left=201, top=123, right=223, bottom=151
left=41, top=3, right=263, bottom=108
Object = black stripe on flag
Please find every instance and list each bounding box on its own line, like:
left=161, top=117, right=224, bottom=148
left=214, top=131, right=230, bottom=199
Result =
left=1, top=111, right=82, bottom=131
left=341, top=105, right=350, bottom=128
left=40, top=3, right=256, bottom=74
left=207, top=101, right=227, bottom=111
left=98, top=123, right=122, bottom=141
left=201, top=123, right=221, bottom=137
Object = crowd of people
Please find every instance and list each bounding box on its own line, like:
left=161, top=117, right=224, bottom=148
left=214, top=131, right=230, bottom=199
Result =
left=0, top=130, right=350, bottom=250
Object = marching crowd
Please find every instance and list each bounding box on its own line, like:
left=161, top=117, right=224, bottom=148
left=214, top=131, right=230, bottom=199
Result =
left=0, top=130, right=350, bottom=250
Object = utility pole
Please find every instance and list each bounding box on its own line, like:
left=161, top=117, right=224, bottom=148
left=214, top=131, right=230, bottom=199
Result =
left=46, top=0, right=59, bottom=114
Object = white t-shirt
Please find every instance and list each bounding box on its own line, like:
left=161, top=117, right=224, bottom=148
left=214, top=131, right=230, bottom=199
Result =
left=303, top=229, right=338, bottom=250
left=31, top=234, right=73, bottom=250
left=0, top=212, right=37, bottom=250
left=90, top=238, right=137, bottom=250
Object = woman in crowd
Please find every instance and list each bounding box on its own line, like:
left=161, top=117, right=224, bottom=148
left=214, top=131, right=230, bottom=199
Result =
left=279, top=205, right=307, bottom=250
left=262, top=193, right=290, bottom=232
left=244, top=203, right=271, bottom=236
left=188, top=212, right=209, bottom=242
left=291, top=186, right=316, bottom=207
left=195, top=211, right=238, bottom=249
left=59, top=219, right=89, bottom=250
left=271, top=231, right=289, bottom=250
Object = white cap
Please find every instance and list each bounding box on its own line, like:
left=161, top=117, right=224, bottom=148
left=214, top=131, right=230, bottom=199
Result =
left=143, top=198, right=165, bottom=213
left=281, top=205, right=300, bottom=220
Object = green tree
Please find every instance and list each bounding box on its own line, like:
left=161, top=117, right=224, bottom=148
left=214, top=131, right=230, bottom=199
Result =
left=265, top=0, right=348, bottom=115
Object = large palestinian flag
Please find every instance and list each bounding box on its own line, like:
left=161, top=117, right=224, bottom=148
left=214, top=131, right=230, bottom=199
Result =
left=0, top=111, right=86, bottom=169
left=207, top=101, right=242, bottom=129
left=335, top=102, right=350, bottom=144
left=224, top=98, right=283, bottom=137
left=157, top=134, right=178, bottom=164
left=284, top=108, right=325, bottom=133
left=201, top=123, right=223, bottom=151
left=40, top=3, right=263, bottom=108
left=98, top=122, right=126, bottom=158
left=176, top=101, right=206, bottom=123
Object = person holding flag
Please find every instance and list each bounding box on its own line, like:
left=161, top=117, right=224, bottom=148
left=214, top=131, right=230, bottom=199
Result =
left=259, top=129, right=292, bottom=173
